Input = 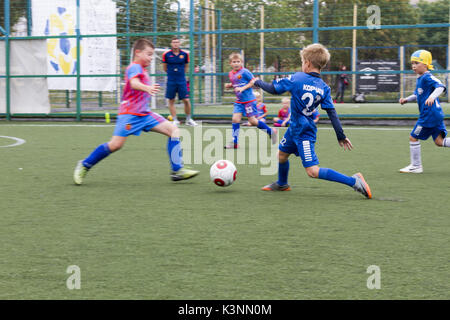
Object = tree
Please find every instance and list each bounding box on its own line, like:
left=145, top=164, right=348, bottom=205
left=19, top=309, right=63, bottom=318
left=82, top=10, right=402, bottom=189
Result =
left=0, top=0, right=28, bottom=33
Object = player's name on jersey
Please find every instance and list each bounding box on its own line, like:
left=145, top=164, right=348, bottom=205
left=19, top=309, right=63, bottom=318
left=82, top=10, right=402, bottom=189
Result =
left=303, top=84, right=324, bottom=96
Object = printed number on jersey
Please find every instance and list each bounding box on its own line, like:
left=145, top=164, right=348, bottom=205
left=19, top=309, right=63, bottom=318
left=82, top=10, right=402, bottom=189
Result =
left=301, top=92, right=321, bottom=116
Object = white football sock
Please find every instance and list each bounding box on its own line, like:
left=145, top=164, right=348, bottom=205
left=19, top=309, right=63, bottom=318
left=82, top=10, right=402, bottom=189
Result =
left=186, top=114, right=191, bottom=121
left=173, top=116, right=178, bottom=122
left=410, top=141, right=422, bottom=167
left=442, top=138, right=450, bottom=147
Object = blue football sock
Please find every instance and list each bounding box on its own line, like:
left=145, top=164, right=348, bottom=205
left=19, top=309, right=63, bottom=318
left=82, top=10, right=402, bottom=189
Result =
left=277, top=160, right=290, bottom=186
left=168, top=137, right=183, bottom=172
left=318, top=168, right=356, bottom=187
left=83, top=143, right=111, bottom=169
left=232, top=123, right=240, bottom=144
left=257, top=120, right=272, bottom=136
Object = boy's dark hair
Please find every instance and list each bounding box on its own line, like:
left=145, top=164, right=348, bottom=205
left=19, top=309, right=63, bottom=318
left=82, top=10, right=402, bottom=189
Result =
left=132, top=39, right=154, bottom=59
left=171, top=36, right=180, bottom=42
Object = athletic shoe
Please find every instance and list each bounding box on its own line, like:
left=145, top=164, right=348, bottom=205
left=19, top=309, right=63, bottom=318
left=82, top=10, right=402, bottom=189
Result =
left=399, top=164, right=423, bottom=173
left=352, top=173, right=372, bottom=199
left=224, top=142, right=238, bottom=149
left=170, top=167, right=200, bottom=181
left=172, top=120, right=181, bottom=127
left=185, top=118, right=199, bottom=127
left=261, top=182, right=291, bottom=191
left=73, top=160, right=89, bottom=185
left=271, top=128, right=278, bottom=145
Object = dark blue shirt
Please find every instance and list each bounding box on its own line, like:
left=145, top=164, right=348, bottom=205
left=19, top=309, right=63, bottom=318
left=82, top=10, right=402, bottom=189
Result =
left=162, top=50, right=189, bottom=82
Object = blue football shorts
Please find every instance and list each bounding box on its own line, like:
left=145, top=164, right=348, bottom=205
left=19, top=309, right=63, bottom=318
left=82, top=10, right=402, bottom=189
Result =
left=165, top=81, right=189, bottom=100
left=113, top=113, right=166, bottom=137
left=410, top=121, right=447, bottom=141
left=233, top=101, right=258, bottom=117
left=279, top=129, right=319, bottom=168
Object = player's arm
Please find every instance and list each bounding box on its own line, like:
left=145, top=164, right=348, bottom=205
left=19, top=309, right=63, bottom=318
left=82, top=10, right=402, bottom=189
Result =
left=399, top=94, right=417, bottom=105
left=252, top=79, right=278, bottom=94
left=130, top=77, right=160, bottom=95
left=281, top=113, right=291, bottom=126
left=235, top=79, right=255, bottom=93
left=258, top=106, right=268, bottom=120
left=425, top=86, right=445, bottom=106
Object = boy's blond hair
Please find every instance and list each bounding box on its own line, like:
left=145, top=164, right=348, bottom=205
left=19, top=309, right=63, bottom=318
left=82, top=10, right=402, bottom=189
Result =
left=300, top=43, right=330, bottom=71
left=229, top=52, right=243, bottom=62
left=281, top=97, right=290, bottom=104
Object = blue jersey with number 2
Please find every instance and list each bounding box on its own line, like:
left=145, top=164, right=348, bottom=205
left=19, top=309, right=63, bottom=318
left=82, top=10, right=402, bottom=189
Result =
left=273, top=72, right=333, bottom=141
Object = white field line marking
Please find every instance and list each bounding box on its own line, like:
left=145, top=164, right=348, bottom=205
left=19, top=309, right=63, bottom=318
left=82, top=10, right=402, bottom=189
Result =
left=0, top=136, right=26, bottom=148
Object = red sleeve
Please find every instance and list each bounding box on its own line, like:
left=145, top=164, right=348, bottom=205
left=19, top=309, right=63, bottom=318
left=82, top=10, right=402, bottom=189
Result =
left=162, top=51, right=168, bottom=63
left=262, top=105, right=267, bottom=113
left=278, top=109, right=282, bottom=117
left=185, top=51, right=189, bottom=63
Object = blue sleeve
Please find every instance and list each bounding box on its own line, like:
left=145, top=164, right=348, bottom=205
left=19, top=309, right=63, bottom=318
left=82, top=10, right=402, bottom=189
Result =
left=254, top=80, right=278, bottom=94
left=272, top=75, right=294, bottom=94
left=127, top=64, right=143, bottom=80
left=426, top=74, right=446, bottom=91
left=326, top=109, right=346, bottom=141
left=320, top=87, right=335, bottom=110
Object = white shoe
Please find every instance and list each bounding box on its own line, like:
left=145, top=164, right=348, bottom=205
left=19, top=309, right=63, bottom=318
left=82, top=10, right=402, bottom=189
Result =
left=399, top=164, right=423, bottom=173
left=172, top=120, right=181, bottom=127
left=185, top=118, right=198, bottom=126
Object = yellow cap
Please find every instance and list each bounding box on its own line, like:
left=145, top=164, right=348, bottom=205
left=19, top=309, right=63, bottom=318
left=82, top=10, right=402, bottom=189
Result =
left=411, top=50, right=434, bottom=70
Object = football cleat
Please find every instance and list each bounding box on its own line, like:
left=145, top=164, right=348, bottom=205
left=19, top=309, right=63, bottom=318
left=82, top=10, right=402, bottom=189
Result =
left=73, top=160, right=89, bottom=185
left=224, top=142, right=239, bottom=149
left=399, top=164, right=423, bottom=173
left=271, top=128, right=278, bottom=145
left=171, top=167, right=200, bottom=181
left=352, top=173, right=372, bottom=199
left=185, top=118, right=199, bottom=127
left=261, top=182, right=291, bottom=191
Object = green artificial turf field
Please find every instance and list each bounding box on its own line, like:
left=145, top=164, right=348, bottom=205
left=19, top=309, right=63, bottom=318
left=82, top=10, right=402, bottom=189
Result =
left=0, top=123, right=449, bottom=299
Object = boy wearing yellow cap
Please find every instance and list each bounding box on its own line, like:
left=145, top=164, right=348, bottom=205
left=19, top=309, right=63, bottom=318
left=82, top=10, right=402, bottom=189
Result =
left=399, top=50, right=448, bottom=173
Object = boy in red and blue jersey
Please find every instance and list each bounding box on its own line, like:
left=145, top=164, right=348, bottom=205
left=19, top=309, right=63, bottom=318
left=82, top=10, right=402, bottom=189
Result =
left=224, top=52, right=277, bottom=149
left=273, top=97, right=291, bottom=127
left=73, top=39, right=199, bottom=185
left=244, top=91, right=268, bottom=126
left=252, top=43, right=371, bottom=198
left=399, top=49, right=449, bottom=173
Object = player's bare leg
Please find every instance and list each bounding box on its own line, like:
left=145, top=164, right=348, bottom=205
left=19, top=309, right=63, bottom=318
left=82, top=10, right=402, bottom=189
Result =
left=168, top=99, right=180, bottom=126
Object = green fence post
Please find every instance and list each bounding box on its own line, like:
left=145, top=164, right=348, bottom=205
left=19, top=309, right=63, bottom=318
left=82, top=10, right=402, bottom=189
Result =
left=313, top=0, right=319, bottom=43
left=5, top=0, right=11, bottom=121
left=198, top=6, right=202, bottom=104
left=66, top=90, right=70, bottom=108
left=76, top=0, right=81, bottom=121
left=217, top=9, right=222, bottom=103
left=189, top=0, right=195, bottom=115
left=27, top=0, right=32, bottom=36
left=98, top=92, right=103, bottom=108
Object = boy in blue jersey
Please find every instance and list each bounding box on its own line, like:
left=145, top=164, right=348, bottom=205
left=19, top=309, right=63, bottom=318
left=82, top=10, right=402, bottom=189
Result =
left=224, top=52, right=278, bottom=149
left=162, top=37, right=198, bottom=127
left=251, top=43, right=372, bottom=198
left=399, top=50, right=448, bottom=173
left=73, top=39, right=199, bottom=185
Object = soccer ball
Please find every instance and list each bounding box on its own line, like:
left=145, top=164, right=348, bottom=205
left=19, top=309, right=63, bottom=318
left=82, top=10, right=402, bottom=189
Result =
left=210, top=160, right=237, bottom=187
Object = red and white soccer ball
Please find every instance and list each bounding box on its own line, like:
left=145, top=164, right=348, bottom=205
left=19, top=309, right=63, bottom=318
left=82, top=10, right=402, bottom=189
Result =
left=210, top=160, right=237, bottom=187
